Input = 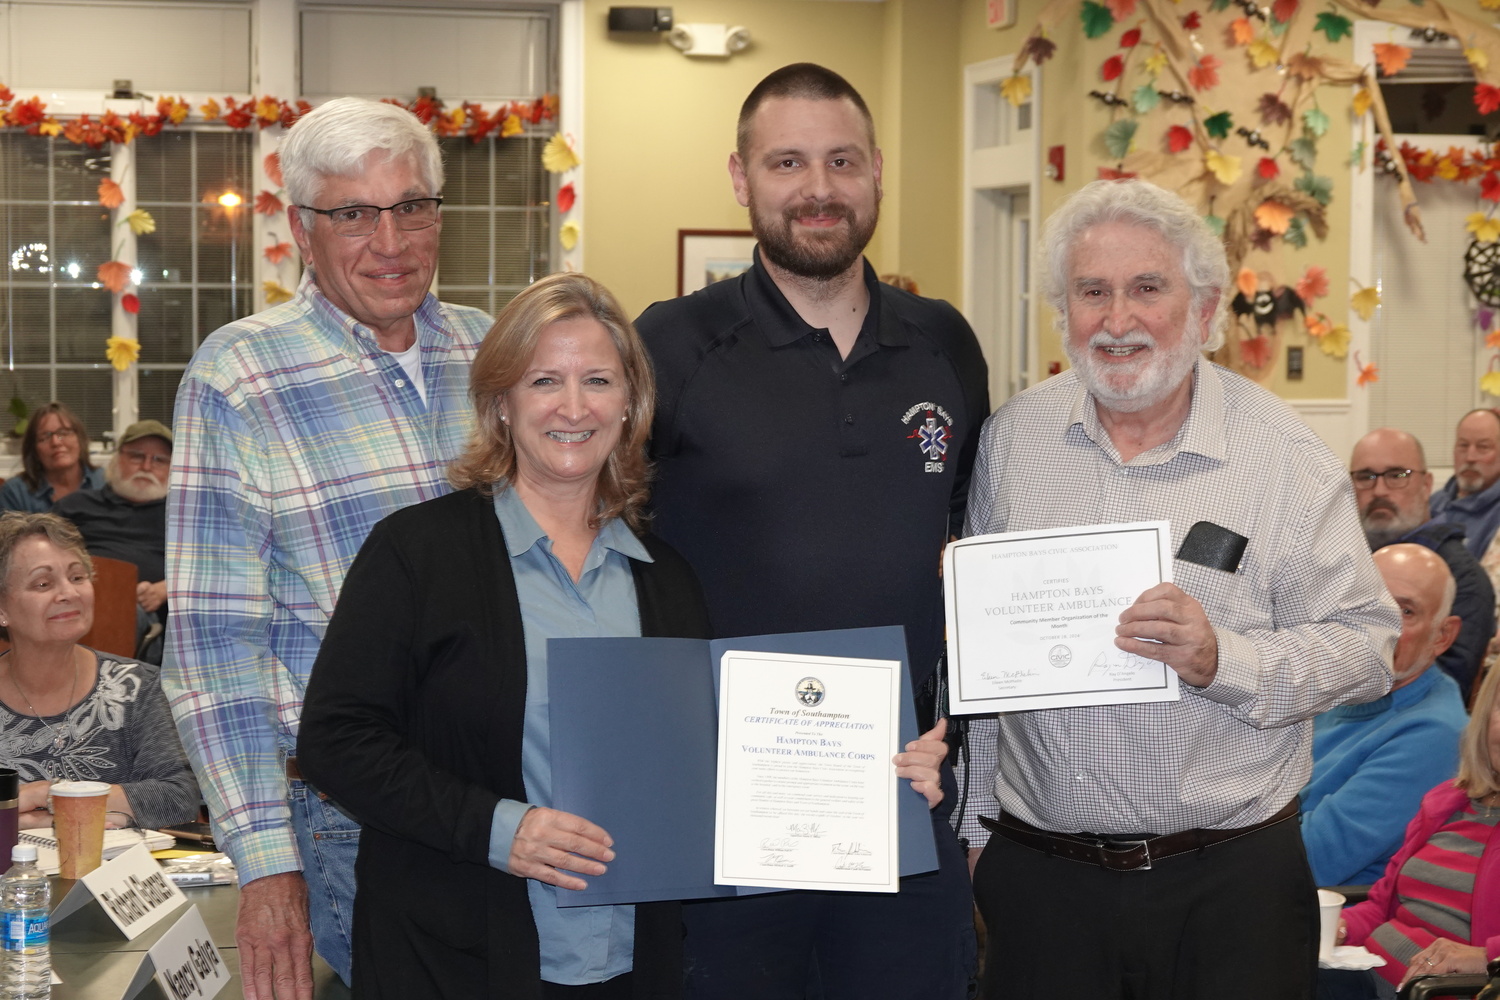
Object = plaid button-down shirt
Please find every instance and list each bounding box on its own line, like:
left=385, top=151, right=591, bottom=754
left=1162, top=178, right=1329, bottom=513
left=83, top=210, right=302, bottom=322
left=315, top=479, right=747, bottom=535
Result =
left=164, top=273, right=490, bottom=882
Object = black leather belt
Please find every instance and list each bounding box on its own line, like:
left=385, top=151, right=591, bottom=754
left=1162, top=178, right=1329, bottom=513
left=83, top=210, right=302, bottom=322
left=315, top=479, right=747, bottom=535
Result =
left=978, top=799, right=1299, bottom=871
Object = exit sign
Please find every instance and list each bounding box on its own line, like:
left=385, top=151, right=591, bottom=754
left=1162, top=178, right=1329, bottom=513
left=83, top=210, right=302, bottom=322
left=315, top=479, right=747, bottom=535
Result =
left=987, top=0, right=1017, bottom=28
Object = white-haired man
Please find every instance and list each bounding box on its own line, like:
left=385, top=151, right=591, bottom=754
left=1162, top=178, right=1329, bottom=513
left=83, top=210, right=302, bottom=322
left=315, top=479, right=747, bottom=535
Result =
left=164, top=98, right=491, bottom=998
left=958, top=179, right=1398, bottom=999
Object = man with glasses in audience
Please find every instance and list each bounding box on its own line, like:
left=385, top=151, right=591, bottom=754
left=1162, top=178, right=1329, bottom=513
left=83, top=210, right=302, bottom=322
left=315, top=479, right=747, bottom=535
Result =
left=54, top=419, right=174, bottom=655
left=164, top=97, right=490, bottom=999
left=1351, top=427, right=1495, bottom=700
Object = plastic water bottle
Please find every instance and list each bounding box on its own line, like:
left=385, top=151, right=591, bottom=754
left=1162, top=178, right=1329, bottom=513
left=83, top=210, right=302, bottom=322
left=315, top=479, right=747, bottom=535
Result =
left=0, top=845, right=48, bottom=999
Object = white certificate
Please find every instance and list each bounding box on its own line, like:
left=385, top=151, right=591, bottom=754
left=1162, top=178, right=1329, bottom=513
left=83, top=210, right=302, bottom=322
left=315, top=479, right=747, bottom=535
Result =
left=714, top=651, right=901, bottom=893
left=944, top=520, right=1179, bottom=714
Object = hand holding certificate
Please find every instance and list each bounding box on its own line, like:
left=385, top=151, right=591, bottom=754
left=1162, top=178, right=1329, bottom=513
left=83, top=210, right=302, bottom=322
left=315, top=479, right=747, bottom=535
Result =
left=945, top=521, right=1180, bottom=714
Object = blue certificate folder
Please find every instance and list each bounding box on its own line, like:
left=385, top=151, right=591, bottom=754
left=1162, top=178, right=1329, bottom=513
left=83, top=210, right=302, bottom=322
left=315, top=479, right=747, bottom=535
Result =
left=547, top=626, right=940, bottom=906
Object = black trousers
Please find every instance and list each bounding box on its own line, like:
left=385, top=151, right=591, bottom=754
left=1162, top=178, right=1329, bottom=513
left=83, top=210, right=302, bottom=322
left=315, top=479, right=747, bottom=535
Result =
left=972, top=811, right=1318, bottom=1000
left=682, top=781, right=976, bottom=1000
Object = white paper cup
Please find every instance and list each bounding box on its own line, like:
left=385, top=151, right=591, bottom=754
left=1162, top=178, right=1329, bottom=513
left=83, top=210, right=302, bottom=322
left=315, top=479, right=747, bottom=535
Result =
left=1317, top=888, right=1346, bottom=960
left=51, top=780, right=110, bottom=878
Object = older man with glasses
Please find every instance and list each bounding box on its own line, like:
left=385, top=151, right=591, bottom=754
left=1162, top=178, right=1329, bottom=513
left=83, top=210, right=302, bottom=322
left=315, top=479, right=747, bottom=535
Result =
left=1350, top=427, right=1495, bottom=701
left=164, top=97, right=492, bottom=999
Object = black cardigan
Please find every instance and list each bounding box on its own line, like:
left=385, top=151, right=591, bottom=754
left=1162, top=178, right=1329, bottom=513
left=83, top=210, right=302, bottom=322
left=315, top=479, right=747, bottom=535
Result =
left=299, top=488, right=712, bottom=999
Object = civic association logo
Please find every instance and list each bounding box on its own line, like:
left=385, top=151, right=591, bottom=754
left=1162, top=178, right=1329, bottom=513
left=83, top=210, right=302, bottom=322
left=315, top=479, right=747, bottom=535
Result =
left=1048, top=644, right=1073, bottom=668
left=901, top=401, right=955, bottom=474
left=795, top=677, right=826, bottom=707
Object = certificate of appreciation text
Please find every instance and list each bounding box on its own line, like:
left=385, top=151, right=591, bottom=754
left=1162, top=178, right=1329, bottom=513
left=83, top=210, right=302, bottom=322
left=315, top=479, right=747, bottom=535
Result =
left=714, top=651, right=900, bottom=893
left=944, top=521, right=1179, bottom=714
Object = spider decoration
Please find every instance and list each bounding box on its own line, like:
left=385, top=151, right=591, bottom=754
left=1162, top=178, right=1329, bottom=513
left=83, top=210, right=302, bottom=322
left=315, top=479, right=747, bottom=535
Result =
left=1233, top=0, right=1268, bottom=21
left=1089, top=90, right=1130, bottom=108
left=1465, top=240, right=1500, bottom=307
left=1236, top=126, right=1270, bottom=150
left=1162, top=91, right=1195, bottom=106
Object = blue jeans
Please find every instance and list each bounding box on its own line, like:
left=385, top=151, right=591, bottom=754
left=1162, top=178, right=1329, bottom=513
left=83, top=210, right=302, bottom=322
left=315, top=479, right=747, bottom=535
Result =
left=289, top=779, right=360, bottom=986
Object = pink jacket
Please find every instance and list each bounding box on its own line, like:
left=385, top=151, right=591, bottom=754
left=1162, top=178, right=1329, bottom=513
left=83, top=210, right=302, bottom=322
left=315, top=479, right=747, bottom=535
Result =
left=1343, top=782, right=1500, bottom=959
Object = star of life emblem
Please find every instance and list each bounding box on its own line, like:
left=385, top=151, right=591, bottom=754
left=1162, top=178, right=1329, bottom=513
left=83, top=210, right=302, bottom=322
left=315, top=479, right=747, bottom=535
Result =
left=901, top=401, right=956, bottom=473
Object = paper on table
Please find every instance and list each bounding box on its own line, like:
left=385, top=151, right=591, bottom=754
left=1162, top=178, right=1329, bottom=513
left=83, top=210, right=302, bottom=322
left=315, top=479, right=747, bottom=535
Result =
left=945, top=521, right=1179, bottom=714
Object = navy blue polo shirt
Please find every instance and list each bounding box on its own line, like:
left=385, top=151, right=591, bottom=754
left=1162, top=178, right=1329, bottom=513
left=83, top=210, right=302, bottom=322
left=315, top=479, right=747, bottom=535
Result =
left=638, top=252, right=989, bottom=687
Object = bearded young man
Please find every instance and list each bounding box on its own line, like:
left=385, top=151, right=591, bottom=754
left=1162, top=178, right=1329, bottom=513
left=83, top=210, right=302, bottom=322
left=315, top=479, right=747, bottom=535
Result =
left=635, top=63, right=988, bottom=1000
left=958, top=179, right=1397, bottom=1000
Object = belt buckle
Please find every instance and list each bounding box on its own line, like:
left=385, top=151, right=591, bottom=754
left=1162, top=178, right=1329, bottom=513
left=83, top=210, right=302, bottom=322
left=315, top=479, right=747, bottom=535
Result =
left=1099, top=837, right=1152, bottom=871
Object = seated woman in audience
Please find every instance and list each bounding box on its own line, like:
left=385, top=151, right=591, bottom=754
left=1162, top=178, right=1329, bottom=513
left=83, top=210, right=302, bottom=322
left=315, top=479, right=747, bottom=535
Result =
left=1329, top=663, right=1500, bottom=998
left=0, top=512, right=199, bottom=830
left=299, top=272, right=955, bottom=998
left=0, top=403, right=102, bottom=513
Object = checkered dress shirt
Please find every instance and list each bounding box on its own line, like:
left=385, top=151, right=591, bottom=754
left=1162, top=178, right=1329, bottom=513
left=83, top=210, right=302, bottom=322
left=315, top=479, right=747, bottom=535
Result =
left=957, top=360, right=1397, bottom=845
left=163, top=273, right=490, bottom=883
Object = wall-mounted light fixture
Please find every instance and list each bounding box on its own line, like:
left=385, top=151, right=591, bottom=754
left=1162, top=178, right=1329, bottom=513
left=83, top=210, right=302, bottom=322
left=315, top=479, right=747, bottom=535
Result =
left=666, top=23, right=752, bottom=58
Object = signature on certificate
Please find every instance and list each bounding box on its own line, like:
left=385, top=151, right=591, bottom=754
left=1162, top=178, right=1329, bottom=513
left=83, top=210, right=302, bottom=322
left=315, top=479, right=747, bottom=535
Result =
left=787, top=823, right=825, bottom=838
left=758, top=853, right=796, bottom=868
left=1089, top=649, right=1158, bottom=677
left=832, top=843, right=873, bottom=870
left=759, top=837, right=798, bottom=852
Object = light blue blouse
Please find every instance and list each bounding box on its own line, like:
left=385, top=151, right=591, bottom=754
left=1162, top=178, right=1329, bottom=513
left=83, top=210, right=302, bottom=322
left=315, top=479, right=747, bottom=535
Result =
left=487, top=487, right=649, bottom=986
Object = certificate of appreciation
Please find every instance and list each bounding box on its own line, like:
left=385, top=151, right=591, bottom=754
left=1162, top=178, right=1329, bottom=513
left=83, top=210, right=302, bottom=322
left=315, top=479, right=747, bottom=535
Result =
left=714, top=651, right=901, bottom=893
left=944, top=520, right=1179, bottom=714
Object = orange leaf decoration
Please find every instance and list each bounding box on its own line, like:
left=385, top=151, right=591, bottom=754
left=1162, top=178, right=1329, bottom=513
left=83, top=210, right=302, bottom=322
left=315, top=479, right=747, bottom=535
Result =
left=1304, top=312, right=1332, bottom=337
left=1229, top=17, right=1254, bottom=45
left=199, top=98, right=222, bottom=121
left=1486, top=329, right=1500, bottom=349
left=1253, top=199, right=1295, bottom=234
left=1104, top=0, right=1137, bottom=18
left=1296, top=266, right=1329, bottom=303
left=253, top=97, right=283, bottom=127
left=0, top=86, right=13, bottom=104
left=1357, top=363, right=1379, bottom=387
left=1236, top=269, right=1258, bottom=297
left=1374, top=43, right=1412, bottom=76
left=264, top=152, right=284, bottom=188
left=254, top=190, right=284, bottom=215
left=264, top=241, right=294, bottom=265
left=97, top=178, right=124, bottom=210
left=557, top=182, right=576, bottom=213
left=1188, top=54, right=1222, bottom=91
left=97, top=260, right=132, bottom=294
left=1240, top=335, right=1273, bottom=369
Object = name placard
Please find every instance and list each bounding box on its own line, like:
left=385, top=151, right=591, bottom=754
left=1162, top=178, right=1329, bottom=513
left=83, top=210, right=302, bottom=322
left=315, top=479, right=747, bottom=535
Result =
left=122, top=904, right=230, bottom=1000
left=52, top=842, right=188, bottom=939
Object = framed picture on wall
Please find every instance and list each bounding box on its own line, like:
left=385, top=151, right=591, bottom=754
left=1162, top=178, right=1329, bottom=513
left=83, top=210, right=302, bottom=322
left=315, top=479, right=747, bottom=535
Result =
left=677, top=230, right=757, bottom=296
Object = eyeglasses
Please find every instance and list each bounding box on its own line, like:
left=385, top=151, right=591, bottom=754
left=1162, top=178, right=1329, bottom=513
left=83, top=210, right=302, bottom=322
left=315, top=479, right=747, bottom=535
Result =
left=298, top=198, right=443, bottom=238
left=36, top=428, right=76, bottom=444
left=120, top=449, right=170, bottom=470
left=1350, top=468, right=1424, bottom=490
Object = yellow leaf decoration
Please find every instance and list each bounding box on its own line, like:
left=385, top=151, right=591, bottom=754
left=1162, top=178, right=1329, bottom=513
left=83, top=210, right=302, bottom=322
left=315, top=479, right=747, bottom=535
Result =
left=1467, top=47, right=1491, bottom=72
left=124, top=209, right=155, bottom=236
left=542, top=134, right=580, bottom=173
left=499, top=114, right=523, bottom=138
left=559, top=220, right=580, bottom=251
left=105, top=336, right=139, bottom=372
left=199, top=98, right=222, bottom=121
left=1248, top=39, right=1280, bottom=69
left=1144, top=52, right=1169, bottom=76
left=36, top=121, right=60, bottom=137
left=1253, top=200, right=1296, bottom=234
left=1352, top=89, right=1372, bottom=118
left=263, top=280, right=294, bottom=305
left=1482, top=0, right=1500, bottom=11
left=1001, top=74, right=1033, bottom=107
left=1437, top=157, right=1460, bottom=180
left=1205, top=150, right=1242, bottom=185
left=1319, top=324, right=1351, bottom=358
left=1469, top=211, right=1500, bottom=243
left=1351, top=286, right=1382, bottom=321
left=1483, top=370, right=1500, bottom=396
